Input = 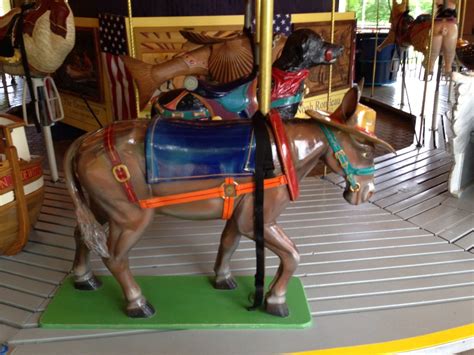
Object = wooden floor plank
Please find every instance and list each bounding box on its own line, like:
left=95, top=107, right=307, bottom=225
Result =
left=374, top=151, right=448, bottom=180
left=0, top=272, right=57, bottom=297
left=306, top=274, right=474, bottom=301
left=0, top=286, right=47, bottom=312
left=300, top=259, right=474, bottom=286
left=37, top=213, right=76, bottom=228
left=40, top=206, right=76, bottom=219
left=373, top=161, right=451, bottom=196
left=34, top=222, right=75, bottom=237
left=438, top=217, right=474, bottom=243
left=311, top=285, right=474, bottom=316
left=0, top=259, right=66, bottom=284
left=91, top=243, right=458, bottom=272
left=0, top=304, right=34, bottom=328
left=374, top=173, right=449, bottom=208
left=22, top=243, right=75, bottom=261
left=1, top=253, right=72, bottom=273
left=455, top=232, right=474, bottom=252
left=408, top=205, right=466, bottom=232
left=387, top=187, right=448, bottom=216
left=28, top=231, right=75, bottom=249
left=41, top=199, right=74, bottom=211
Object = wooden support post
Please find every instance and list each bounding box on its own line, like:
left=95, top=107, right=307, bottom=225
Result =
left=3, top=128, right=30, bottom=255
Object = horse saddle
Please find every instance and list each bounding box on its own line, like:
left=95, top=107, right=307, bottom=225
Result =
left=145, top=119, right=256, bottom=183
left=154, top=73, right=258, bottom=120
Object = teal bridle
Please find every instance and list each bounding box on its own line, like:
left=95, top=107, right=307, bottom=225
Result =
left=319, top=123, right=375, bottom=192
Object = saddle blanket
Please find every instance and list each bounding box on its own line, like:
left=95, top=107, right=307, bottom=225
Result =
left=145, top=119, right=256, bottom=183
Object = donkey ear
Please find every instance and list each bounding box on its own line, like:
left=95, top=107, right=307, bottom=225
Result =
left=340, top=87, right=359, bottom=122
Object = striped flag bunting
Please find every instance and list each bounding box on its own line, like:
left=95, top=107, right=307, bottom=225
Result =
left=98, top=13, right=137, bottom=120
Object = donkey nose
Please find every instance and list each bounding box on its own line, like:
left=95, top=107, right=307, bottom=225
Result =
left=364, top=183, right=375, bottom=201
left=325, top=48, right=333, bottom=62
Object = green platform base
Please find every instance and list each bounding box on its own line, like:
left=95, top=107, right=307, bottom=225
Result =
left=40, top=276, right=312, bottom=329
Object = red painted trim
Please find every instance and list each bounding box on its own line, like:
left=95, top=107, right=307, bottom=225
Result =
left=0, top=164, right=43, bottom=193
left=268, top=109, right=300, bottom=200
left=103, top=125, right=139, bottom=204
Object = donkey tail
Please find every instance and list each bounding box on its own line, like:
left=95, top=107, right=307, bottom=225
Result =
left=64, top=135, right=110, bottom=258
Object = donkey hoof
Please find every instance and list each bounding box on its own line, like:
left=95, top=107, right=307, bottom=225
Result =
left=127, top=301, right=156, bottom=318
left=74, top=275, right=102, bottom=291
left=265, top=301, right=289, bottom=318
left=214, top=276, right=238, bottom=290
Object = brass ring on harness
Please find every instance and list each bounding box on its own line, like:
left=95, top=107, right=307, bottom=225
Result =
left=349, top=182, right=361, bottom=193
left=221, top=180, right=239, bottom=199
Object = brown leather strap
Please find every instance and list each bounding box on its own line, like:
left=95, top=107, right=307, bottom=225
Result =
left=103, top=125, right=138, bottom=204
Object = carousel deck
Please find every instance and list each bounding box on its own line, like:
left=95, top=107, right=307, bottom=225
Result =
left=1, top=145, right=473, bottom=354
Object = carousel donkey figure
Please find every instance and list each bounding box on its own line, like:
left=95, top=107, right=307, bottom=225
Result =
left=377, top=0, right=458, bottom=75
left=152, top=29, right=343, bottom=120
left=65, top=85, right=395, bottom=318
left=0, top=0, right=75, bottom=76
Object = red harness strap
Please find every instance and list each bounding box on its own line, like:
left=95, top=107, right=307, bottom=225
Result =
left=267, top=109, right=300, bottom=200
left=103, top=125, right=138, bottom=204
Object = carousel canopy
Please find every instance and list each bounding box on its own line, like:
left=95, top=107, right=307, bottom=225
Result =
left=69, top=0, right=338, bottom=17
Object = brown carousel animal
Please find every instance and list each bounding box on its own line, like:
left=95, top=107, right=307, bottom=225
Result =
left=123, top=30, right=288, bottom=109
left=0, top=0, right=75, bottom=76
left=378, top=0, right=458, bottom=75
left=64, top=86, right=394, bottom=318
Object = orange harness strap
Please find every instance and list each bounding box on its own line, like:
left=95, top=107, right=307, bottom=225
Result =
left=139, top=175, right=288, bottom=219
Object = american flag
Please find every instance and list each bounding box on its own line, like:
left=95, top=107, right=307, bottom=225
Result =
left=98, top=13, right=137, bottom=120
left=252, top=13, right=292, bottom=36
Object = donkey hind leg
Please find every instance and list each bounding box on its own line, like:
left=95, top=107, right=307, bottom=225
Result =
left=103, top=209, right=155, bottom=318
left=214, top=218, right=241, bottom=290
left=262, top=224, right=300, bottom=317
left=73, top=226, right=102, bottom=290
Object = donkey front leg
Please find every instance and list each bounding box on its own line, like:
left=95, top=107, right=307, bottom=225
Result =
left=263, top=223, right=300, bottom=317
left=214, top=218, right=241, bottom=290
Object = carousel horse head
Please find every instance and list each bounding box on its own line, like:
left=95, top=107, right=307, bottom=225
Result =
left=0, top=0, right=75, bottom=76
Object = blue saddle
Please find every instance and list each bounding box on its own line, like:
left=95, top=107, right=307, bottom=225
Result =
left=145, top=119, right=256, bottom=183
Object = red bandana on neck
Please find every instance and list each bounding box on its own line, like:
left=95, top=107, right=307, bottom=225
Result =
left=271, top=67, right=309, bottom=100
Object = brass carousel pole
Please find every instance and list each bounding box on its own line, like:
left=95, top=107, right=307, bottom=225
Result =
left=255, top=0, right=262, bottom=64
left=370, top=0, right=380, bottom=97
left=460, top=0, right=466, bottom=38
left=326, top=0, right=336, bottom=111
left=258, top=0, right=273, bottom=114
left=127, top=0, right=141, bottom=117
left=417, top=0, right=437, bottom=147
left=324, top=0, right=337, bottom=177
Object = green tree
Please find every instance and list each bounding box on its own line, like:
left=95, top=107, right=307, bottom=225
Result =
left=346, top=0, right=436, bottom=27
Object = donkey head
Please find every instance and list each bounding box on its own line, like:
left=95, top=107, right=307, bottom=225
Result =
left=308, top=86, right=394, bottom=205
left=273, top=29, right=344, bottom=72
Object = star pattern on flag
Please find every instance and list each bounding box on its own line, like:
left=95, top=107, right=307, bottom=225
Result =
left=98, top=13, right=128, bottom=56
left=251, top=13, right=292, bottom=36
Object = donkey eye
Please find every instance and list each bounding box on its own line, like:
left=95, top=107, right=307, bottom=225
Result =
left=362, top=151, right=373, bottom=159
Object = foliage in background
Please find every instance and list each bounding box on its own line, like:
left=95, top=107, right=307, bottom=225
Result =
left=346, top=0, right=435, bottom=28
